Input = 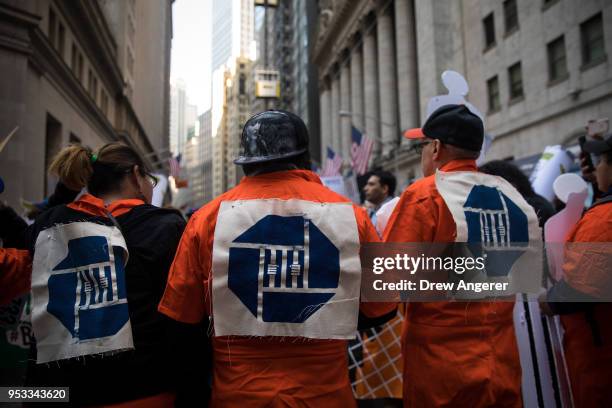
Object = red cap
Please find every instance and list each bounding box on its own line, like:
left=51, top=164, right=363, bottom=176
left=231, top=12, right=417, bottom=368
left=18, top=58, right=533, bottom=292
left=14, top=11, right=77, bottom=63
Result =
left=403, top=128, right=425, bottom=140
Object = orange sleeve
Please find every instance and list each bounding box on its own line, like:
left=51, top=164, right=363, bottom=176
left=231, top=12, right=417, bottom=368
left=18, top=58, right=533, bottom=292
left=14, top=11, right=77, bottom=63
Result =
left=0, top=248, right=32, bottom=306
left=562, top=206, right=612, bottom=298
left=158, top=211, right=211, bottom=324
left=383, top=186, right=438, bottom=243
left=354, top=206, right=397, bottom=318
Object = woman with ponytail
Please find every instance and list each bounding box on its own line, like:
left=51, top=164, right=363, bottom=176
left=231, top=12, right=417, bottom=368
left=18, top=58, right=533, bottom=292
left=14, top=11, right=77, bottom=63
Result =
left=23, top=142, right=205, bottom=407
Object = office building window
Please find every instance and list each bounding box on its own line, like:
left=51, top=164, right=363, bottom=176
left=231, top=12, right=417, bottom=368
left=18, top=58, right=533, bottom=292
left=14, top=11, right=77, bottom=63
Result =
left=239, top=74, right=246, bottom=95
left=57, top=23, right=65, bottom=58
left=508, top=62, right=524, bottom=101
left=503, top=0, right=519, bottom=34
left=48, top=8, right=56, bottom=45
left=101, top=91, right=109, bottom=116
left=77, top=53, right=83, bottom=82
left=487, top=76, right=501, bottom=112
left=45, top=114, right=62, bottom=196
left=483, top=13, right=496, bottom=49
left=88, top=69, right=98, bottom=101
left=127, top=48, right=135, bottom=77
left=75, top=51, right=83, bottom=82
left=547, top=36, right=568, bottom=82
left=581, top=13, right=606, bottom=67
left=71, top=44, right=78, bottom=72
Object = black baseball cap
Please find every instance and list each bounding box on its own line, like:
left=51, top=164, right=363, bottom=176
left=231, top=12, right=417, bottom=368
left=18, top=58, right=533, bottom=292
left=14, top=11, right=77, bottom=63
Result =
left=583, top=133, right=612, bottom=155
left=404, top=104, right=484, bottom=152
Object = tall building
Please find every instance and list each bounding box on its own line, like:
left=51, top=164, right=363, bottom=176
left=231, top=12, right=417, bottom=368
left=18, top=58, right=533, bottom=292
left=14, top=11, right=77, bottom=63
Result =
left=212, top=0, right=255, bottom=71
left=313, top=0, right=612, bottom=189
left=251, top=4, right=276, bottom=114
left=101, top=0, right=173, bottom=153
left=199, top=110, right=213, bottom=203
left=225, top=57, right=252, bottom=189
left=169, top=79, right=186, bottom=155
left=132, top=0, right=173, bottom=154
left=276, top=0, right=320, bottom=161
left=184, top=109, right=213, bottom=209
left=211, top=0, right=255, bottom=195
left=250, top=0, right=321, bottom=162
left=185, top=102, right=198, bottom=140
left=169, top=78, right=197, bottom=158
left=211, top=67, right=230, bottom=197
left=0, top=0, right=173, bottom=209
left=183, top=135, right=199, bottom=207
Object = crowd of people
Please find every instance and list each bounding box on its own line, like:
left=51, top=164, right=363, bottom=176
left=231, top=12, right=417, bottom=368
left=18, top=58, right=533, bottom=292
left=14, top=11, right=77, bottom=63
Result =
left=0, top=104, right=611, bottom=407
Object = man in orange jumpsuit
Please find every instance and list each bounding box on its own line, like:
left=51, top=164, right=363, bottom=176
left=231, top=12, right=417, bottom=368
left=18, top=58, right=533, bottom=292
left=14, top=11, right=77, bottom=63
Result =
left=384, top=104, right=541, bottom=407
left=543, top=134, right=612, bottom=407
left=159, top=110, right=395, bottom=407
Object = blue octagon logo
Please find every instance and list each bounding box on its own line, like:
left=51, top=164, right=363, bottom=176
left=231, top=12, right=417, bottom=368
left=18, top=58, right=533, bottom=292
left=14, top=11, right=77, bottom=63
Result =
left=464, top=185, right=529, bottom=277
left=47, top=236, right=129, bottom=340
left=228, top=215, right=340, bottom=323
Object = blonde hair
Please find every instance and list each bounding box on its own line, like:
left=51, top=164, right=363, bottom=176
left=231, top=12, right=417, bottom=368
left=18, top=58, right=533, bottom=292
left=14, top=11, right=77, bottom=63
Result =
left=48, top=144, right=93, bottom=191
left=48, top=142, right=149, bottom=194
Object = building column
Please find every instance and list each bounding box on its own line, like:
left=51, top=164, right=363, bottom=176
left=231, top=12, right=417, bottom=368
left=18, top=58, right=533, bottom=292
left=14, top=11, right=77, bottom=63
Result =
left=319, top=83, right=332, bottom=161
left=394, top=0, right=419, bottom=146
left=340, top=61, right=351, bottom=160
left=330, top=73, right=341, bottom=154
left=350, top=41, right=365, bottom=133
left=376, top=8, right=398, bottom=156
left=362, top=23, right=380, bottom=159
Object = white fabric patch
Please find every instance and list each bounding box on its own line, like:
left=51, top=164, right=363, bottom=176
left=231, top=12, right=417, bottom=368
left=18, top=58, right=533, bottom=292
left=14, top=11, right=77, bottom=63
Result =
left=212, top=199, right=361, bottom=339
left=31, top=222, right=133, bottom=363
left=435, top=170, right=542, bottom=298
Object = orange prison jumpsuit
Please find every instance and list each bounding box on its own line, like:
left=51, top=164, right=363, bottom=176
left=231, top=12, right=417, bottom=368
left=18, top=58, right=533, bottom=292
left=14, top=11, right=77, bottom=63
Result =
left=0, top=248, right=31, bottom=306
left=159, top=170, right=395, bottom=408
left=383, top=160, right=523, bottom=408
left=559, top=199, right=612, bottom=408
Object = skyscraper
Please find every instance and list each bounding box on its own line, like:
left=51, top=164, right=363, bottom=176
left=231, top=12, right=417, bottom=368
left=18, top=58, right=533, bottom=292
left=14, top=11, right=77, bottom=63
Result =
left=251, top=0, right=320, bottom=161
left=199, top=110, right=213, bottom=204
left=273, top=0, right=319, bottom=160
left=212, top=0, right=255, bottom=71
left=211, top=0, right=255, bottom=195
left=169, top=79, right=187, bottom=156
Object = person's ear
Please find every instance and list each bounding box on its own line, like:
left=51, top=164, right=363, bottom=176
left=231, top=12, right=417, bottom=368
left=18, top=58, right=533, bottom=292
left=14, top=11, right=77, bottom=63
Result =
left=131, top=165, right=144, bottom=189
left=431, top=140, right=442, bottom=161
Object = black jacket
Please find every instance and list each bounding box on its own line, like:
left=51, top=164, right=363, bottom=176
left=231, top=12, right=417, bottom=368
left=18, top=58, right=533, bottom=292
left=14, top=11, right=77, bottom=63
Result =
left=24, top=202, right=200, bottom=406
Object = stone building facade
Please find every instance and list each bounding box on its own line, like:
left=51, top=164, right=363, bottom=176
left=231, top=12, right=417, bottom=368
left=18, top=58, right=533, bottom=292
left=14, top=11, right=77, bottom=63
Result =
left=0, top=0, right=173, bottom=208
left=313, top=0, right=612, bottom=189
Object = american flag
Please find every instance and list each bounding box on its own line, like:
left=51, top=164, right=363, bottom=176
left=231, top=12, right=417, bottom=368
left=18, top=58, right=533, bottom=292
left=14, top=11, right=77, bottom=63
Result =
left=350, top=126, right=374, bottom=175
left=320, top=147, right=343, bottom=177
left=169, top=154, right=181, bottom=178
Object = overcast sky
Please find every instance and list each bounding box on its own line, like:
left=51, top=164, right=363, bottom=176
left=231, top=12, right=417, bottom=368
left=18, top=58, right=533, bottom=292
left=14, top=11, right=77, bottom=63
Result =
left=170, top=0, right=212, bottom=113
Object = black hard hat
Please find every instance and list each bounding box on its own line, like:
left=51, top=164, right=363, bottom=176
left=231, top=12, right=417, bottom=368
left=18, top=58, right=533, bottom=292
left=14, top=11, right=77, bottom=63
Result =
left=234, top=110, right=309, bottom=165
